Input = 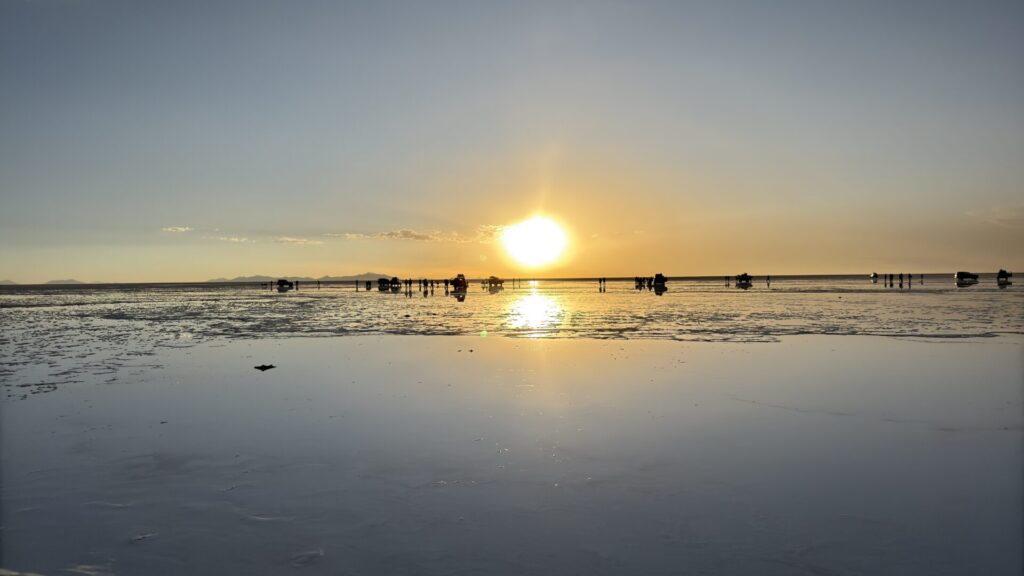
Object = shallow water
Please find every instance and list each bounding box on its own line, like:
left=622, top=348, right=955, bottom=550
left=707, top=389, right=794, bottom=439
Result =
left=1, top=276, right=1021, bottom=395
left=4, top=276, right=1020, bottom=342
left=2, top=276, right=1022, bottom=574
left=2, top=335, right=1021, bottom=575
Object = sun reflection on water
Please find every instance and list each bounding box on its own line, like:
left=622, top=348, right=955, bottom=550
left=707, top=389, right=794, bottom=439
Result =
left=508, top=291, right=564, bottom=335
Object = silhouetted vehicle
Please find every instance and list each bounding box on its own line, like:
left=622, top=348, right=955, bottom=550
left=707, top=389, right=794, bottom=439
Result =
left=390, top=277, right=401, bottom=292
left=735, top=273, right=753, bottom=288
left=653, top=273, right=667, bottom=286
left=450, top=274, right=468, bottom=291
left=276, top=279, right=294, bottom=293
left=377, top=278, right=390, bottom=291
left=954, top=271, right=979, bottom=287
left=870, top=272, right=878, bottom=283
left=997, top=269, right=1012, bottom=286
left=654, top=284, right=668, bottom=296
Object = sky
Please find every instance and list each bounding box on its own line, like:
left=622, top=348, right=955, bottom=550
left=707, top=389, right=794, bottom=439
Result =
left=1, top=0, right=1022, bottom=283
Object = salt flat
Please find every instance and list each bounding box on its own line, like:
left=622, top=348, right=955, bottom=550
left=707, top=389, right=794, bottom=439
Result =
left=2, top=334, right=1021, bottom=575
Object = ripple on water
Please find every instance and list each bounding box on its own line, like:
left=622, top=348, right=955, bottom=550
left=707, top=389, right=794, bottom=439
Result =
left=1, top=280, right=1021, bottom=397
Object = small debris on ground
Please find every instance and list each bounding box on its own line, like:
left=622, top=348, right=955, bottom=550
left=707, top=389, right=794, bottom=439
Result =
left=254, top=364, right=276, bottom=371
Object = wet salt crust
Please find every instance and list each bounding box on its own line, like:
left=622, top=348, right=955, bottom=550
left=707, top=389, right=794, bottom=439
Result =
left=2, top=335, right=1021, bottom=575
left=1, top=277, right=1022, bottom=396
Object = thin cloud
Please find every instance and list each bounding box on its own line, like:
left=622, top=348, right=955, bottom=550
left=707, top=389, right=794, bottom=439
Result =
left=205, top=236, right=254, bottom=243
left=327, top=225, right=504, bottom=244
left=966, top=204, right=1024, bottom=228
left=473, top=224, right=504, bottom=244
left=325, top=229, right=440, bottom=241
left=274, top=236, right=324, bottom=245
left=324, top=232, right=375, bottom=240
left=161, top=226, right=193, bottom=233
left=376, top=229, right=439, bottom=241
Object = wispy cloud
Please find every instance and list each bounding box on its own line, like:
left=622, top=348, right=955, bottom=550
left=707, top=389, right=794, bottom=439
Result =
left=473, top=224, right=504, bottom=243
left=326, top=225, right=504, bottom=244
left=204, top=235, right=254, bottom=243
left=966, top=204, right=1024, bottom=228
left=161, top=226, right=193, bottom=233
left=326, top=229, right=441, bottom=241
left=376, top=229, right=439, bottom=241
left=274, top=236, right=324, bottom=245
left=329, top=232, right=377, bottom=240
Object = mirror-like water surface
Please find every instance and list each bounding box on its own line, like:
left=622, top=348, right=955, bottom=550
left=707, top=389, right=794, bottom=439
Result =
left=2, top=276, right=1022, bottom=393
left=2, top=335, right=1021, bottom=575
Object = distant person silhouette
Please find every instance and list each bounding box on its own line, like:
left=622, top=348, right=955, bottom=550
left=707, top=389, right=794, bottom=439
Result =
left=766, top=274, right=771, bottom=288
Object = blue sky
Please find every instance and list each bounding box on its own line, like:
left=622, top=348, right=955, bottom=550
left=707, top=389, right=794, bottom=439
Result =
left=1, top=0, right=1021, bottom=281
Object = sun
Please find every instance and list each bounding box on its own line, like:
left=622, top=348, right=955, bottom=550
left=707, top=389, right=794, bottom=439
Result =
left=501, top=216, right=568, bottom=268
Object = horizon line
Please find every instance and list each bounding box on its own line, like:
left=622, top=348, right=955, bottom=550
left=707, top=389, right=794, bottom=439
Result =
left=1, top=270, right=1010, bottom=286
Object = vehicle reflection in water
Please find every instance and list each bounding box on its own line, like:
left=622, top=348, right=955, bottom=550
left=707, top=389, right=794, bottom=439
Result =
left=507, top=290, right=564, bottom=336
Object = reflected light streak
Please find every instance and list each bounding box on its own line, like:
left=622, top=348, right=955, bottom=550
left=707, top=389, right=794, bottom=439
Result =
left=508, top=291, right=563, bottom=335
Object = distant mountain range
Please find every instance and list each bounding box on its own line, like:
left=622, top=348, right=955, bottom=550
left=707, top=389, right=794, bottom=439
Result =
left=0, top=280, right=18, bottom=285
left=207, top=273, right=390, bottom=283
left=46, top=279, right=86, bottom=285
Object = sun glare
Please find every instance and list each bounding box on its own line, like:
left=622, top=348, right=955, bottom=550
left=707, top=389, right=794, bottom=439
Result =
left=501, top=217, right=567, bottom=268
left=509, top=292, right=563, bottom=333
